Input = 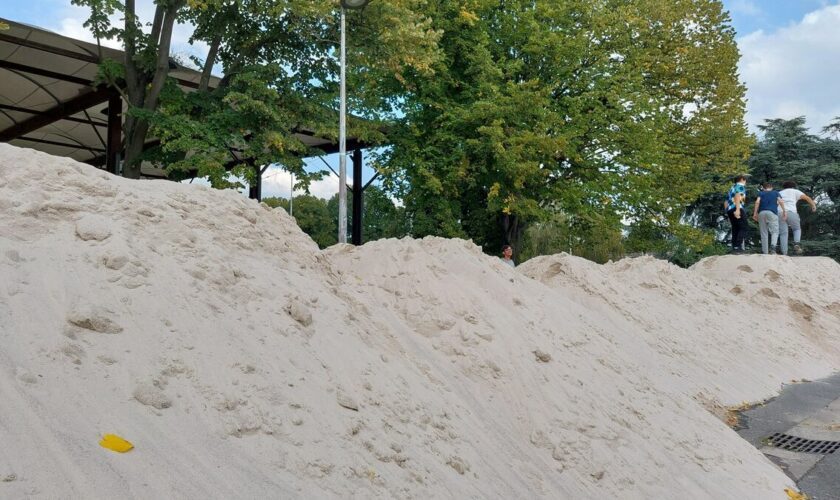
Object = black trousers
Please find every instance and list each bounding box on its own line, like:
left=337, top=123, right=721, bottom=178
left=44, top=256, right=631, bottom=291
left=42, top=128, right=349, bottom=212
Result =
left=728, top=209, right=749, bottom=249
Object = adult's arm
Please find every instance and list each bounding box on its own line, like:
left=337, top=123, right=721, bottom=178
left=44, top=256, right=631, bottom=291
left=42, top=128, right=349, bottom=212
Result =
left=800, top=193, right=817, bottom=212
left=752, top=196, right=760, bottom=221
left=778, top=197, right=787, bottom=219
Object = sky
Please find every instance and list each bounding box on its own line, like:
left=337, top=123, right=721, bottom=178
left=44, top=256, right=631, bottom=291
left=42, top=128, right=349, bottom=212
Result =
left=4, top=1, right=840, bottom=199
left=723, top=0, right=840, bottom=133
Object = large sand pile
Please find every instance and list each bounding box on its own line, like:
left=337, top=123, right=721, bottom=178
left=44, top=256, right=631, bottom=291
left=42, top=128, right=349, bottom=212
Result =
left=1, top=143, right=839, bottom=499
left=520, top=253, right=840, bottom=405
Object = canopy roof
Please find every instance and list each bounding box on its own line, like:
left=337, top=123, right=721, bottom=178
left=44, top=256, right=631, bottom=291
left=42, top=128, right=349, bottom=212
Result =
left=0, top=18, right=361, bottom=178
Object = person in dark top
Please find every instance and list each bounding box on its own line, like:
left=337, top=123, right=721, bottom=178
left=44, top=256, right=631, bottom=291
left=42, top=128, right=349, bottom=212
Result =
left=751, top=181, right=787, bottom=255
left=724, top=175, right=749, bottom=253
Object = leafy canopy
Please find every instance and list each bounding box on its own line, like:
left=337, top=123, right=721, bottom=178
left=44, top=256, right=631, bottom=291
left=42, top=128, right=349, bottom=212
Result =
left=386, top=0, right=751, bottom=259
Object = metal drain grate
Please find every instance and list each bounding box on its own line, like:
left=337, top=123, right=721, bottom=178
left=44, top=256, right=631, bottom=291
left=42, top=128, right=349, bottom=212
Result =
left=766, top=433, right=840, bottom=454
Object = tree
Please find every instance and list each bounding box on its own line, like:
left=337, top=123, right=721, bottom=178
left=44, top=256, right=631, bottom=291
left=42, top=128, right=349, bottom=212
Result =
left=384, top=0, right=751, bottom=259
left=263, top=186, right=407, bottom=248
left=264, top=195, right=337, bottom=248
left=519, top=213, right=625, bottom=264
left=73, top=0, right=187, bottom=178
left=72, top=0, right=441, bottom=181
left=327, top=186, right=408, bottom=243
left=261, top=196, right=286, bottom=210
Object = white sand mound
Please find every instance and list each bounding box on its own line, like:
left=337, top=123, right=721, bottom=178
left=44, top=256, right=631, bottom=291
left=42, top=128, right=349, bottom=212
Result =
left=1, top=143, right=838, bottom=499
left=520, top=254, right=840, bottom=405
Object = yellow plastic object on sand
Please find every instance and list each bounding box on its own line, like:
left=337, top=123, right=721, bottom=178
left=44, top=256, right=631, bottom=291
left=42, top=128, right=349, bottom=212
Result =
left=99, top=434, right=134, bottom=453
left=785, top=488, right=810, bottom=500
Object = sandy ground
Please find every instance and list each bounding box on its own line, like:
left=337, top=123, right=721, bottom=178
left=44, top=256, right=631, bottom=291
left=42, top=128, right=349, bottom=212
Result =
left=1, top=143, right=839, bottom=499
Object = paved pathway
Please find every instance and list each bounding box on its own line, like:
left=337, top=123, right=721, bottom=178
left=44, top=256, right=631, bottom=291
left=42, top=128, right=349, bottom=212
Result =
left=737, top=373, right=840, bottom=500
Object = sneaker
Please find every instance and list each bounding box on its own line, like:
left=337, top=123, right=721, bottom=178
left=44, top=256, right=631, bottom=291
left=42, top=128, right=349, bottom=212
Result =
left=794, top=244, right=803, bottom=255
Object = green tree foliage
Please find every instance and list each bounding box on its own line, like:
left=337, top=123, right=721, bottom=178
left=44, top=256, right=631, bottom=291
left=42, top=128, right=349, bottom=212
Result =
left=152, top=0, right=440, bottom=188
left=261, top=196, right=286, bottom=210
left=71, top=0, right=441, bottom=182
left=264, top=195, right=337, bottom=248
left=150, top=64, right=323, bottom=190
left=384, top=0, right=751, bottom=259
left=519, top=213, right=624, bottom=264
left=327, top=186, right=408, bottom=242
left=72, top=0, right=187, bottom=178
left=264, top=186, right=406, bottom=248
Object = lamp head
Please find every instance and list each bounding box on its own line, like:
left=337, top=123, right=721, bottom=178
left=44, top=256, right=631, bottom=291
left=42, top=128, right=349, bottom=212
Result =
left=341, top=0, right=371, bottom=9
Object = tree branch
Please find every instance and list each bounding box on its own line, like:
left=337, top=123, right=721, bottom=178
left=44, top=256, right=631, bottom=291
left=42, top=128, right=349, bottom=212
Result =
left=200, top=35, right=221, bottom=92
left=124, top=0, right=138, bottom=89
left=146, top=1, right=184, bottom=112
left=149, top=4, right=165, bottom=47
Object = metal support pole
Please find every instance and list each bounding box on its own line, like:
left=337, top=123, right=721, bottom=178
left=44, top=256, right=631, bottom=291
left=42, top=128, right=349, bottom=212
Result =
left=338, top=7, right=348, bottom=244
left=351, top=148, right=363, bottom=245
left=289, top=172, right=294, bottom=216
left=105, top=91, right=121, bottom=174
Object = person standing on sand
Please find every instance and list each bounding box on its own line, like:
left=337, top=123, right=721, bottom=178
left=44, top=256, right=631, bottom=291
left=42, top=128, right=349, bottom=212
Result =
left=725, top=175, right=749, bottom=253
left=778, top=180, right=817, bottom=256
left=500, top=244, right=515, bottom=268
left=752, top=181, right=786, bottom=255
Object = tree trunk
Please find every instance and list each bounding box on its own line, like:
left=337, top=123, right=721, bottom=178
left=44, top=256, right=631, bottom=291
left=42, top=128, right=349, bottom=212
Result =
left=501, top=213, right=525, bottom=260
left=200, top=35, right=221, bottom=92
left=122, top=118, right=149, bottom=179
left=121, top=1, right=183, bottom=178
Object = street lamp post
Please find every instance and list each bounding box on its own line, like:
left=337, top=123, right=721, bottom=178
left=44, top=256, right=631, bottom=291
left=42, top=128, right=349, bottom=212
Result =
left=338, top=0, right=370, bottom=244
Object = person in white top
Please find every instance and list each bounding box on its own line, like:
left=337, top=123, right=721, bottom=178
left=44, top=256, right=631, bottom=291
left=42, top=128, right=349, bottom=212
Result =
left=778, top=180, right=817, bottom=255
left=500, top=244, right=515, bottom=268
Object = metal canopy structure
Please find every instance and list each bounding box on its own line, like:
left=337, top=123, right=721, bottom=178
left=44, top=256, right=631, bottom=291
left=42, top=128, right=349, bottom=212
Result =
left=0, top=17, right=374, bottom=244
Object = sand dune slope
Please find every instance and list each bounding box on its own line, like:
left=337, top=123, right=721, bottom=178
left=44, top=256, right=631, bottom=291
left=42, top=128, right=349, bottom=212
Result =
left=2, top=144, right=838, bottom=499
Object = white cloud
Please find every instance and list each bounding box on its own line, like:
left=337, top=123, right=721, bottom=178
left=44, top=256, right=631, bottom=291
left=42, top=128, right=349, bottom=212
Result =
left=262, top=166, right=341, bottom=201
left=55, top=14, right=122, bottom=49
left=180, top=168, right=340, bottom=201
left=738, top=4, right=840, bottom=132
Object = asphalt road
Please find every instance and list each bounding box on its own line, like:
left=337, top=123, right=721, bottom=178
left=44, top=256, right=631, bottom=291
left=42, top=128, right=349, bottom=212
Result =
left=737, top=373, right=840, bottom=500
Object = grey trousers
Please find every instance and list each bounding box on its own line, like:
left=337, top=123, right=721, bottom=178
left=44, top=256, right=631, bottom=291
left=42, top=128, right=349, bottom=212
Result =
left=779, top=211, right=801, bottom=255
left=758, top=211, right=779, bottom=254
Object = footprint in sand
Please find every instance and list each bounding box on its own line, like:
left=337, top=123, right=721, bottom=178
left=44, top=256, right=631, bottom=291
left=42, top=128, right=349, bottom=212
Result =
left=60, top=343, right=85, bottom=365
left=789, top=300, right=816, bottom=321
left=764, top=270, right=781, bottom=282
left=66, top=305, right=122, bottom=334
left=133, top=382, right=172, bottom=410
left=75, top=215, right=112, bottom=242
